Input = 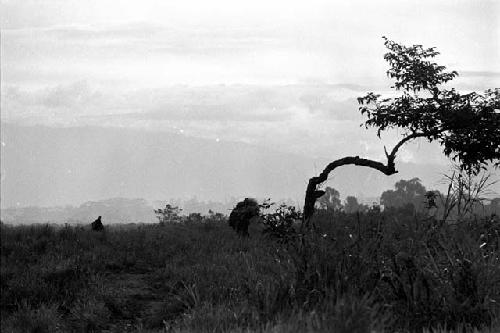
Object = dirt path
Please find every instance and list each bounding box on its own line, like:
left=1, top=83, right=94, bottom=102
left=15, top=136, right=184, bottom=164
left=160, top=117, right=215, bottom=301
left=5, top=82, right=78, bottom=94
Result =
left=101, top=272, right=167, bottom=332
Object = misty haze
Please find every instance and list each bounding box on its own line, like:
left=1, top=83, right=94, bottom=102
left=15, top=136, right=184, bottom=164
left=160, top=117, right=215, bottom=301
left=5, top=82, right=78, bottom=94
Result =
left=1, top=0, right=499, bottom=332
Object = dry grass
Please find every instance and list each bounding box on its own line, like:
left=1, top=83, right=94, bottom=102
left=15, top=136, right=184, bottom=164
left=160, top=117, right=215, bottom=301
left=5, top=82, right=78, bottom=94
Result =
left=1, top=210, right=499, bottom=332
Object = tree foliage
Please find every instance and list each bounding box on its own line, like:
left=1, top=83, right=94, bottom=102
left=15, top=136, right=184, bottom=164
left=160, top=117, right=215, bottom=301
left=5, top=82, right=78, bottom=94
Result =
left=260, top=201, right=302, bottom=242
left=357, top=37, right=500, bottom=173
left=303, top=37, right=500, bottom=225
left=154, top=204, right=182, bottom=225
left=380, top=178, right=427, bottom=210
left=316, top=186, right=342, bottom=211
left=344, top=196, right=368, bottom=214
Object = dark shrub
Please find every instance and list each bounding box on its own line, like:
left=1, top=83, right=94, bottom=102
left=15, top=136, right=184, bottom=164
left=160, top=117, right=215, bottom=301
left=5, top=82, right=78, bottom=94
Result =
left=228, top=198, right=260, bottom=237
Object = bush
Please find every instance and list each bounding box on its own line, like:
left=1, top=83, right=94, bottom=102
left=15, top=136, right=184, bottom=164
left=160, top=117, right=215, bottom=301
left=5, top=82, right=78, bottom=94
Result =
left=260, top=202, right=301, bottom=243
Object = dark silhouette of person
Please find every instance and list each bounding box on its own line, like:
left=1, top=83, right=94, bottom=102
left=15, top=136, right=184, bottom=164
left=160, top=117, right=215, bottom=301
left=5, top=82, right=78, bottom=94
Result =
left=229, top=198, right=260, bottom=237
left=91, top=216, right=104, bottom=231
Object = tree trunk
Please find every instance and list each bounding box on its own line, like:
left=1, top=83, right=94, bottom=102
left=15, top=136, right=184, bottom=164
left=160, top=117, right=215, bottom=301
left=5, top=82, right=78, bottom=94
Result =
left=302, top=156, right=398, bottom=228
left=301, top=132, right=437, bottom=228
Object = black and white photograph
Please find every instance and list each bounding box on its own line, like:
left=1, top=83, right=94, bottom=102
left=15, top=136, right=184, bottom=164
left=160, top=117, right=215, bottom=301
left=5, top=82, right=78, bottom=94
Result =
left=1, top=0, right=499, bottom=332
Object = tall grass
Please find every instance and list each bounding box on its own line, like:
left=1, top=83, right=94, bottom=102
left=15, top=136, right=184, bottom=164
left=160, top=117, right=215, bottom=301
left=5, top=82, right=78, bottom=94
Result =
left=1, top=210, right=499, bottom=332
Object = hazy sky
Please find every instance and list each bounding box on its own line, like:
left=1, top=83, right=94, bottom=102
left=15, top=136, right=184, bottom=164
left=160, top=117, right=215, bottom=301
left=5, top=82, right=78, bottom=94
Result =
left=2, top=0, right=500, bottom=161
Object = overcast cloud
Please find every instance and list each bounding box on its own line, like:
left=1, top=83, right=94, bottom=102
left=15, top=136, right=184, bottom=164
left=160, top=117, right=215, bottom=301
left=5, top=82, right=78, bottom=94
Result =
left=1, top=0, right=499, bottom=163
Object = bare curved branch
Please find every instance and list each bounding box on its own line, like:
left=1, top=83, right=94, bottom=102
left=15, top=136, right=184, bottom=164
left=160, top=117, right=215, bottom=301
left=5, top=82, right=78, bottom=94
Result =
left=303, top=131, right=439, bottom=226
left=388, top=131, right=436, bottom=159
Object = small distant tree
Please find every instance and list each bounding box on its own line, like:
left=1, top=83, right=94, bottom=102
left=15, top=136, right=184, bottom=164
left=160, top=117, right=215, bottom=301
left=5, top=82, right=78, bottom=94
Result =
left=207, top=209, right=225, bottom=222
left=315, top=186, right=342, bottom=211
left=380, top=178, right=427, bottom=210
left=424, top=191, right=439, bottom=209
left=187, top=212, right=203, bottom=223
left=344, top=196, right=368, bottom=214
left=303, top=37, right=500, bottom=227
left=154, top=204, right=182, bottom=225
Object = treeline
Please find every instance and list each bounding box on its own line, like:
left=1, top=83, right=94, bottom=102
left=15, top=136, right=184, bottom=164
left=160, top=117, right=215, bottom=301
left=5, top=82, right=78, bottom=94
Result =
left=0, top=197, right=296, bottom=225
left=0, top=197, right=241, bottom=225
left=316, top=177, right=499, bottom=220
left=2, top=175, right=498, bottom=225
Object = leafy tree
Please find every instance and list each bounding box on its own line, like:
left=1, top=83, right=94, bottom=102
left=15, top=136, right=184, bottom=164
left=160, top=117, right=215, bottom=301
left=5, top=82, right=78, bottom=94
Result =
left=343, top=196, right=368, bottom=213
left=187, top=212, right=203, bottom=223
left=260, top=202, right=302, bottom=242
left=154, top=204, right=182, bottom=225
left=380, top=178, right=427, bottom=210
left=424, top=191, right=439, bottom=210
left=303, top=37, right=500, bottom=226
left=207, top=209, right=225, bottom=222
left=315, top=186, right=342, bottom=211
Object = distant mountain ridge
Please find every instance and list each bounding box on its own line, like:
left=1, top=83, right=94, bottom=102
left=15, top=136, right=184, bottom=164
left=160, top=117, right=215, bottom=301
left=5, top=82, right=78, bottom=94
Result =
left=0, top=198, right=156, bottom=224
left=0, top=196, right=279, bottom=225
left=1, top=123, right=497, bottom=210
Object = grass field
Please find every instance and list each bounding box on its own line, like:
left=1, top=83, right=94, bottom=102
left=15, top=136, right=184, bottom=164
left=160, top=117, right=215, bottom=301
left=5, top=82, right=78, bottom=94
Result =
left=1, top=209, right=499, bottom=332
